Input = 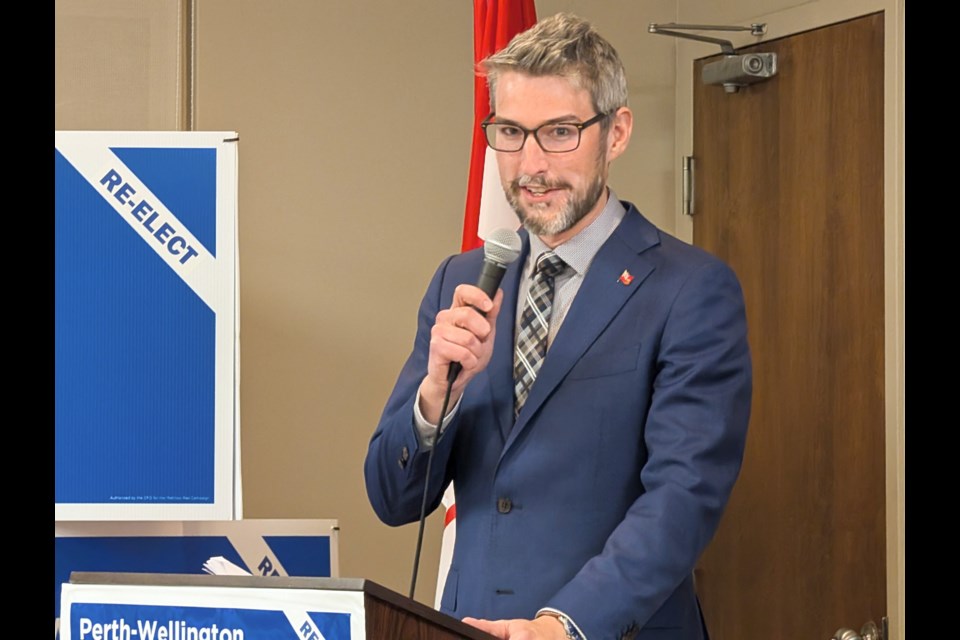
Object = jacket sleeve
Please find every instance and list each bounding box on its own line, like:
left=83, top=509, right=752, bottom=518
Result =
left=364, top=255, right=461, bottom=527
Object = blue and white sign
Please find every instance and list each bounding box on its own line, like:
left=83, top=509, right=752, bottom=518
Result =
left=55, top=131, right=239, bottom=521
left=55, top=520, right=340, bottom=634
left=59, top=579, right=365, bottom=640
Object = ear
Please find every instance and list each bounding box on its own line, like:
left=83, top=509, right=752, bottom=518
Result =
left=605, top=106, right=633, bottom=162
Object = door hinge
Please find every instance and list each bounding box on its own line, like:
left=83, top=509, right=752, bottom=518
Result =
left=683, top=156, right=695, bottom=216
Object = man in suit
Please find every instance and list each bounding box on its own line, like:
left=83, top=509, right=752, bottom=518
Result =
left=364, top=13, right=751, bottom=640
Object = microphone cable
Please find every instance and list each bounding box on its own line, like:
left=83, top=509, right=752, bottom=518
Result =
left=408, top=365, right=458, bottom=599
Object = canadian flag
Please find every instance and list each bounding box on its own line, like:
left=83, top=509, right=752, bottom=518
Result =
left=436, top=0, right=537, bottom=610
left=434, top=483, right=458, bottom=609
left=459, top=0, right=537, bottom=253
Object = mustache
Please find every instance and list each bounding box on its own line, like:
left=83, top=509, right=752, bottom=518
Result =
left=511, top=175, right=571, bottom=191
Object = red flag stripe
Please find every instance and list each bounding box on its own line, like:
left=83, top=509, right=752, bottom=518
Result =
left=461, top=0, right=537, bottom=252
left=444, top=503, right=457, bottom=528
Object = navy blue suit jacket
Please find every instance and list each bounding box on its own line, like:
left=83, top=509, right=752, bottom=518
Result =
left=365, top=201, right=752, bottom=639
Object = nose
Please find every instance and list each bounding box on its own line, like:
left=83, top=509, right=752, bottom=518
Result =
left=517, top=133, right=549, bottom=175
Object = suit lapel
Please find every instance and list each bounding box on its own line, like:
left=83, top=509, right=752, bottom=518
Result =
left=504, top=207, right=661, bottom=452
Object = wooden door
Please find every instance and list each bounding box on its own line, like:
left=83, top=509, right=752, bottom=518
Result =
left=692, top=13, right=886, bottom=639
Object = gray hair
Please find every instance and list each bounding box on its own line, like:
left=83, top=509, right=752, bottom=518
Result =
left=480, top=13, right=628, bottom=118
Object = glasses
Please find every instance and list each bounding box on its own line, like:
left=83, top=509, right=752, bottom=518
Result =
left=481, top=112, right=609, bottom=153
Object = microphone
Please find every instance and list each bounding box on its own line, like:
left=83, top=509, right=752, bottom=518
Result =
left=447, top=228, right=522, bottom=382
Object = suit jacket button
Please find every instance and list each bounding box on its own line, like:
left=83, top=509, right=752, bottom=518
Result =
left=497, top=498, right=512, bottom=514
left=398, top=446, right=409, bottom=469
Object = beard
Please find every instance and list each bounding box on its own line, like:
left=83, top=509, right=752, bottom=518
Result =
left=504, top=151, right=608, bottom=237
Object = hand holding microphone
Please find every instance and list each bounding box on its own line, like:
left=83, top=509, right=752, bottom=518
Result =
left=447, top=228, right=523, bottom=381
left=420, top=228, right=522, bottom=423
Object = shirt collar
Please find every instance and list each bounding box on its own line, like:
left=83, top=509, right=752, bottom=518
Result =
left=528, top=187, right=627, bottom=276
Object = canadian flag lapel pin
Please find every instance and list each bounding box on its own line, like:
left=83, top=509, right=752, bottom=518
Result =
left=618, top=270, right=634, bottom=286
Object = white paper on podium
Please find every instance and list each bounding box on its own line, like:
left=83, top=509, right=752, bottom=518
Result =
left=203, top=556, right=252, bottom=576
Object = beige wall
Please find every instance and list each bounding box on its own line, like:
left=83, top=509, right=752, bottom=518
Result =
left=55, top=0, right=188, bottom=130
left=55, top=1, right=903, bottom=630
left=196, top=0, right=473, bottom=604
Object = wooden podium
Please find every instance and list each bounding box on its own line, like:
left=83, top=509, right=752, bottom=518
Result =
left=61, top=572, right=496, bottom=640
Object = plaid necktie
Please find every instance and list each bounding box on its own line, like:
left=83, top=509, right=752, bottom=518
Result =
left=514, top=251, right=568, bottom=418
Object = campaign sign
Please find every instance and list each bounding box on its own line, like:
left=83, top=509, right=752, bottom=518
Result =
left=55, top=520, right=340, bottom=628
left=59, top=578, right=365, bottom=640
left=55, top=132, right=239, bottom=521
